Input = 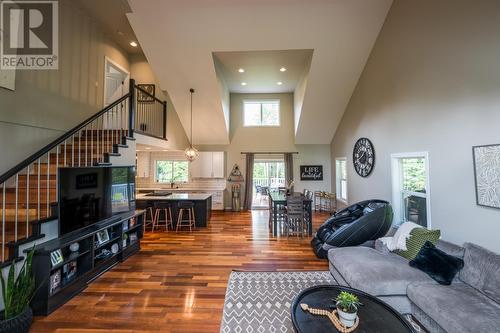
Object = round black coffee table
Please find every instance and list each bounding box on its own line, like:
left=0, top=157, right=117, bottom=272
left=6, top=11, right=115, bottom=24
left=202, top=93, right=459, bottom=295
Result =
left=291, top=285, right=415, bottom=333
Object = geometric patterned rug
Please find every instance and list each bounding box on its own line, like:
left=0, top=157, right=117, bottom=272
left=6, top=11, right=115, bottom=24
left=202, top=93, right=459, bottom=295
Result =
left=219, top=271, right=335, bottom=333
left=219, top=271, right=425, bottom=333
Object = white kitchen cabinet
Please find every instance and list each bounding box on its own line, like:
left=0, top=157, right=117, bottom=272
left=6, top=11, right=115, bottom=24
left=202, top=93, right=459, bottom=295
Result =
left=212, top=152, right=224, bottom=178
left=136, top=151, right=150, bottom=178
left=190, top=152, right=225, bottom=179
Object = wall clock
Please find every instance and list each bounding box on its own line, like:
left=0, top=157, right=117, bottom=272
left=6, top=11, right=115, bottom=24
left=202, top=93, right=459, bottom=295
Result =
left=353, top=138, right=375, bottom=177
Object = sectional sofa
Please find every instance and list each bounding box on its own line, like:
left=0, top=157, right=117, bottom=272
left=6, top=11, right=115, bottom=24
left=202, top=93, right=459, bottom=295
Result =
left=327, top=235, right=500, bottom=333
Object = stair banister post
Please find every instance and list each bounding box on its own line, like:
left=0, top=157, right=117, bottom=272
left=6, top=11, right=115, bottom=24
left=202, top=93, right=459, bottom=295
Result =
left=128, top=79, right=136, bottom=138
left=162, top=100, right=167, bottom=139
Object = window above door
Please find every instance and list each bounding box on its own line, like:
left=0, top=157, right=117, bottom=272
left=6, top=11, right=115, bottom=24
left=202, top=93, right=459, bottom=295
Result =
left=243, top=100, right=280, bottom=127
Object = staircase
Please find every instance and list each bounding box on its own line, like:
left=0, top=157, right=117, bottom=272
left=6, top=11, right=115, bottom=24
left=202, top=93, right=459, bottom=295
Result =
left=0, top=79, right=167, bottom=264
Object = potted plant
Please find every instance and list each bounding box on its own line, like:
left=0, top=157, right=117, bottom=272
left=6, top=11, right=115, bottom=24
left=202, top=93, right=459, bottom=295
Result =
left=0, top=247, right=35, bottom=333
left=335, top=291, right=362, bottom=328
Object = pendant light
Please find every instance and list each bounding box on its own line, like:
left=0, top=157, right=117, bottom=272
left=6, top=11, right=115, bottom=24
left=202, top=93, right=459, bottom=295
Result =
left=184, top=88, right=199, bottom=161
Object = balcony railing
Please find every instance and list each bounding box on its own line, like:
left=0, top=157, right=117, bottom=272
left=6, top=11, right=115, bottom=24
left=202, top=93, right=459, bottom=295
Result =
left=253, top=178, right=286, bottom=188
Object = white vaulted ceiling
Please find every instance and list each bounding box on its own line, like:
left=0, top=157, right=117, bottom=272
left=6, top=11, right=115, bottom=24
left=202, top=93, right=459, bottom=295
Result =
left=127, top=0, right=392, bottom=144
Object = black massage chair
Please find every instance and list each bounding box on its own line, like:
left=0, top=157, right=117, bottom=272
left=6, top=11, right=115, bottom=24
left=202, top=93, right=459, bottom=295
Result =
left=311, top=200, right=393, bottom=259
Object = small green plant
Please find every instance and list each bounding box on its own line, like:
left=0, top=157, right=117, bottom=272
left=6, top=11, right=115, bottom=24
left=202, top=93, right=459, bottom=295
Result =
left=1, top=247, right=36, bottom=320
left=335, top=291, right=362, bottom=313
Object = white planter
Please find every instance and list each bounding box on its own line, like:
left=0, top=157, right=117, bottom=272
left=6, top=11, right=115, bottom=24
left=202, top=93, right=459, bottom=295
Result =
left=337, top=308, right=357, bottom=328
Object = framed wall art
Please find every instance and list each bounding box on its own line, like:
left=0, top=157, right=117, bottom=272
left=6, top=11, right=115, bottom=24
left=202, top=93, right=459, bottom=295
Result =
left=472, top=144, right=500, bottom=209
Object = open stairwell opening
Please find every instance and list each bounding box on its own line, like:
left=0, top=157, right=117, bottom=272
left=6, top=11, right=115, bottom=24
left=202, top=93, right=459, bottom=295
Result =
left=0, top=79, right=167, bottom=265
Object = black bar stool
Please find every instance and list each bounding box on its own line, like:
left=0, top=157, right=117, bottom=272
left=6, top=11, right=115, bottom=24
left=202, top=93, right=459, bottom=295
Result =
left=176, top=201, right=195, bottom=232
left=153, top=201, right=173, bottom=231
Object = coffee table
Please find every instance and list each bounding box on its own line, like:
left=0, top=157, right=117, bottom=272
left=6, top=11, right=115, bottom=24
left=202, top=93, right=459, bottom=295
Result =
left=291, top=285, right=415, bottom=333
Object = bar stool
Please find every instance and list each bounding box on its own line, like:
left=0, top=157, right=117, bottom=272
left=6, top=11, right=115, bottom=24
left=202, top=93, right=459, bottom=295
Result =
left=176, top=201, right=196, bottom=232
left=314, top=191, right=322, bottom=212
left=143, top=204, right=155, bottom=232
left=153, top=202, right=173, bottom=231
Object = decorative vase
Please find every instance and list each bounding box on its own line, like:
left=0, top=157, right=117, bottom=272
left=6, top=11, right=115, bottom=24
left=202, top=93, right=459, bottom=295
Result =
left=337, top=307, right=357, bottom=328
left=69, top=242, right=79, bottom=252
left=0, top=307, right=33, bottom=333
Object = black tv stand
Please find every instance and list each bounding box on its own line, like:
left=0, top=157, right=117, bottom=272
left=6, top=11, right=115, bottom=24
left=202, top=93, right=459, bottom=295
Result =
left=29, top=210, right=146, bottom=315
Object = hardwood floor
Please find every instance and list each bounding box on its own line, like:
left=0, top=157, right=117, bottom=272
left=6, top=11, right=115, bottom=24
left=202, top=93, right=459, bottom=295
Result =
left=31, top=210, right=330, bottom=333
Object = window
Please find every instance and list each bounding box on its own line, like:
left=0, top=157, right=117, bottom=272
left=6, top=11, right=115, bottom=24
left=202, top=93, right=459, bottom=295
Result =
left=243, top=100, right=280, bottom=126
left=335, top=158, right=348, bottom=202
left=156, top=160, right=189, bottom=183
left=391, top=152, right=431, bottom=228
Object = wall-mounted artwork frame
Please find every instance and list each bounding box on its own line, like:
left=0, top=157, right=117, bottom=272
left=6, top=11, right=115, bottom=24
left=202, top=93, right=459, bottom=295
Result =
left=137, top=84, right=155, bottom=102
left=472, top=144, right=500, bottom=209
left=300, top=165, right=323, bottom=181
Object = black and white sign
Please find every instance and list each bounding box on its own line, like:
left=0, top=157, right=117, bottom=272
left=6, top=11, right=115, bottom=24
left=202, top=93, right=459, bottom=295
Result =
left=300, top=165, right=323, bottom=181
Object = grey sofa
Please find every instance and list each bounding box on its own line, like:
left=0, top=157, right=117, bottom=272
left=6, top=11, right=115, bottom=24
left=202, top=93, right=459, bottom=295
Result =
left=328, top=238, right=500, bottom=333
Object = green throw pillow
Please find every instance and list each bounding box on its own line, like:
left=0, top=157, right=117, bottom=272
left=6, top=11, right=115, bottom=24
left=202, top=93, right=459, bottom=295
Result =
left=396, top=228, right=441, bottom=260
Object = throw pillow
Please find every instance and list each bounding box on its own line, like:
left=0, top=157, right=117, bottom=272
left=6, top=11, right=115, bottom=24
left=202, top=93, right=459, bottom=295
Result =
left=396, top=227, right=441, bottom=260
left=410, top=241, right=465, bottom=285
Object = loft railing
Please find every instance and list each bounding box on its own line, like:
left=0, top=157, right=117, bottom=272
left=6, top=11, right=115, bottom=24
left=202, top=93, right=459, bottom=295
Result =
left=134, top=85, right=167, bottom=139
left=0, top=79, right=167, bottom=263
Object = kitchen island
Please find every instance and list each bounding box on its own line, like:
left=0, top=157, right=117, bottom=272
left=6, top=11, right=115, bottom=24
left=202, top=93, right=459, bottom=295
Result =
left=136, top=193, right=212, bottom=228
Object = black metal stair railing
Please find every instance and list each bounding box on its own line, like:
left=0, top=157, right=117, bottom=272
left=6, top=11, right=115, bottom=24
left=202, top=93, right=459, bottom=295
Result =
left=0, top=79, right=167, bottom=263
left=134, top=84, right=167, bottom=139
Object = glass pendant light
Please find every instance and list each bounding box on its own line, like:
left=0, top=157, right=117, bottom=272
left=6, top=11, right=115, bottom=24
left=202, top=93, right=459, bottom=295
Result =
left=184, top=88, right=199, bottom=161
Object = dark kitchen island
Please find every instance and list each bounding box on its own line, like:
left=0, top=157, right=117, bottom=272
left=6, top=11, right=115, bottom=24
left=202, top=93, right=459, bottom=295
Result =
left=136, top=192, right=212, bottom=228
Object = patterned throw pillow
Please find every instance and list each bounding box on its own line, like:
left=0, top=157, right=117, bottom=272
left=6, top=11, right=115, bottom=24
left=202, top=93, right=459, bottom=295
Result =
left=396, top=228, right=441, bottom=260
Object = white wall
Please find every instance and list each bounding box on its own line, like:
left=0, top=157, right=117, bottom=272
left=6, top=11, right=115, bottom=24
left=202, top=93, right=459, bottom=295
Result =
left=330, top=0, right=500, bottom=252
left=199, top=92, right=332, bottom=207
left=0, top=0, right=131, bottom=174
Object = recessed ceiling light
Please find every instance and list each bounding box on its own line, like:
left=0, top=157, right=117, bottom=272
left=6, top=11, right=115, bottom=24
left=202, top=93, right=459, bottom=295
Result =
left=238, top=68, right=245, bottom=73
left=241, top=82, right=247, bottom=86
left=277, top=81, right=283, bottom=85
left=145, top=147, right=151, bottom=150
left=280, top=67, right=287, bottom=72
left=130, top=41, right=138, bottom=47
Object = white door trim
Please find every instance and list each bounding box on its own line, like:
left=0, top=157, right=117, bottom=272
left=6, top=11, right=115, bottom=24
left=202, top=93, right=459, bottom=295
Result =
left=103, top=56, right=130, bottom=107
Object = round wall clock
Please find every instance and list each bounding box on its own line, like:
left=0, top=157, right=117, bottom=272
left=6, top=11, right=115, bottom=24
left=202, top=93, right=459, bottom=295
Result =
left=353, top=138, right=375, bottom=177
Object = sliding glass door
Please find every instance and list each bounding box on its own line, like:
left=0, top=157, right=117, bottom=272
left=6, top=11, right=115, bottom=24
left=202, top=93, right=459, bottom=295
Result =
left=252, top=160, right=285, bottom=209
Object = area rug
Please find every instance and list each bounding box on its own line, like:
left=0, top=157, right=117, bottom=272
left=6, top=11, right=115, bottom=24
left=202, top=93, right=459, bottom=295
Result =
left=220, top=271, right=334, bottom=333
left=220, top=271, right=425, bottom=333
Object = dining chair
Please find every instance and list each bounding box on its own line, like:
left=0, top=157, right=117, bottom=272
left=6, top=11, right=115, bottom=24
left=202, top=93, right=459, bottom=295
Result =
left=285, top=196, right=306, bottom=238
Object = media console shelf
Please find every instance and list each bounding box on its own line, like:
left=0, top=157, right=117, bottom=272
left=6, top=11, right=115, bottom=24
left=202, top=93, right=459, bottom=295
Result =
left=29, top=210, right=145, bottom=315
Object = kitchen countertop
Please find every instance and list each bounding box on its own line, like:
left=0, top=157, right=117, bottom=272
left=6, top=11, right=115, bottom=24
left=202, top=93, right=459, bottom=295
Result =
left=136, top=193, right=213, bottom=201
left=137, top=187, right=225, bottom=192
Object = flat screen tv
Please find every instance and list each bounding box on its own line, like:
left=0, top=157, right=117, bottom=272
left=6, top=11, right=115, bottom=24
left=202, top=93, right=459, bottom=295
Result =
left=58, top=166, right=136, bottom=236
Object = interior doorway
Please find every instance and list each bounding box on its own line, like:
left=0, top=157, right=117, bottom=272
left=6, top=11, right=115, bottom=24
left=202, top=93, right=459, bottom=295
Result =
left=104, top=57, right=129, bottom=107
left=252, top=159, right=285, bottom=209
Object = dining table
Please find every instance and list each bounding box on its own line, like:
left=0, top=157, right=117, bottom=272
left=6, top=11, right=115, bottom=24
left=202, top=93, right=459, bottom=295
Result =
left=268, top=192, right=313, bottom=237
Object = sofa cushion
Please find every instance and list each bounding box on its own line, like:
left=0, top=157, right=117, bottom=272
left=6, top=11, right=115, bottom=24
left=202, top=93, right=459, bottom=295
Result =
left=407, top=282, right=500, bottom=333
left=459, top=243, right=500, bottom=304
left=328, top=247, right=434, bottom=296
left=435, top=239, right=465, bottom=258
left=409, top=241, right=464, bottom=285
left=395, top=227, right=441, bottom=260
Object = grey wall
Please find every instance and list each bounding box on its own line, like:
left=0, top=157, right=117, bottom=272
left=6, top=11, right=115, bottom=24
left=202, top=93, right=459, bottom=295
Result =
left=130, top=54, right=189, bottom=150
left=0, top=0, right=130, bottom=174
left=330, top=0, right=500, bottom=252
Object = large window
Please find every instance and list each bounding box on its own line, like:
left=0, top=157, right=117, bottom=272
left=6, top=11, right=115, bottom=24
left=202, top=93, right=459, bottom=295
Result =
left=156, top=160, right=189, bottom=183
left=335, top=158, right=347, bottom=202
left=243, top=100, right=280, bottom=127
left=391, top=152, right=431, bottom=228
